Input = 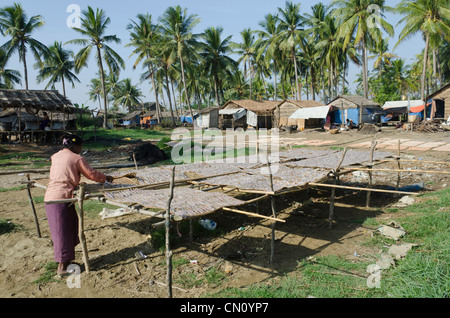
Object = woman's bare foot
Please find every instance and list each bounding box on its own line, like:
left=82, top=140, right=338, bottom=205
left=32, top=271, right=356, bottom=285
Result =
left=57, top=262, right=70, bottom=275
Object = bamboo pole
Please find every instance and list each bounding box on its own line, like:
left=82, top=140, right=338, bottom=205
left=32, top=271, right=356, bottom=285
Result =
left=76, top=183, right=90, bottom=273
left=341, top=167, right=450, bottom=174
left=222, top=207, right=285, bottom=222
left=165, top=166, right=175, bottom=298
left=395, top=140, right=401, bottom=193
left=268, top=159, right=277, bottom=266
left=329, top=148, right=348, bottom=229
left=26, top=176, right=41, bottom=238
left=366, top=139, right=377, bottom=207
left=379, top=159, right=450, bottom=165
left=308, top=183, right=419, bottom=195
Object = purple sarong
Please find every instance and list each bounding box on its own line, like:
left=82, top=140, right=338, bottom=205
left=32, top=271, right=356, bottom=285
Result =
left=45, top=203, right=79, bottom=263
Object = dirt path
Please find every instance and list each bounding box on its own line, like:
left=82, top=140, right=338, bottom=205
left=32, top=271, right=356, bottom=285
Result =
left=0, top=127, right=448, bottom=298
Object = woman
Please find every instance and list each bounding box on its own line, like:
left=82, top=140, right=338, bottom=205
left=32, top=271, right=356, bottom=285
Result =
left=44, top=134, right=114, bottom=275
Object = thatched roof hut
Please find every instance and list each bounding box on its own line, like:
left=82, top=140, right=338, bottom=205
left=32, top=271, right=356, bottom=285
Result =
left=219, top=100, right=283, bottom=129
left=427, top=83, right=450, bottom=119
left=0, top=89, right=80, bottom=114
left=276, top=99, right=325, bottom=127
left=328, top=95, right=380, bottom=109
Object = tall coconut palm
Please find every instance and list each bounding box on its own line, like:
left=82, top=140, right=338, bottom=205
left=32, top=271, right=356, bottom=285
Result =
left=0, top=3, right=47, bottom=90
left=315, top=14, right=343, bottom=100
left=113, top=78, right=143, bottom=112
left=126, top=13, right=163, bottom=123
left=160, top=5, right=200, bottom=126
left=391, top=59, right=417, bottom=97
left=66, top=6, right=125, bottom=128
left=150, top=43, right=177, bottom=127
left=0, top=48, right=21, bottom=88
left=395, top=0, right=450, bottom=106
left=255, top=13, right=282, bottom=101
left=35, top=41, right=80, bottom=97
left=199, top=26, right=237, bottom=107
left=276, top=1, right=304, bottom=100
left=232, top=28, right=257, bottom=100
left=332, top=0, right=394, bottom=99
left=369, top=37, right=398, bottom=77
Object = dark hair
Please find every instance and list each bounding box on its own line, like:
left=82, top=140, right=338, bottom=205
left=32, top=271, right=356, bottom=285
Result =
left=61, top=133, right=83, bottom=150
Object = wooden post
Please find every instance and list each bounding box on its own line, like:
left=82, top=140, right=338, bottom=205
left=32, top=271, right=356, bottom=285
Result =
left=26, top=175, right=41, bottom=238
left=366, top=139, right=377, bottom=207
left=329, top=148, right=348, bottom=229
left=165, top=166, right=175, bottom=298
left=395, top=139, right=401, bottom=193
left=267, top=158, right=277, bottom=266
left=76, top=183, right=90, bottom=273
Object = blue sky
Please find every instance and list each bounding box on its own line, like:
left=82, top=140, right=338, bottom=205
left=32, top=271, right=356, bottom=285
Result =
left=1, top=0, right=423, bottom=110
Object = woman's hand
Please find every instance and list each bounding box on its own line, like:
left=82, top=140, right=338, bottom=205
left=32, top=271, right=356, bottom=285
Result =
left=105, top=175, right=114, bottom=183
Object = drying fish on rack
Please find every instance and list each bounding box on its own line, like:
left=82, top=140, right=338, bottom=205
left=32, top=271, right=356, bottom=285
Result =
left=103, top=187, right=245, bottom=220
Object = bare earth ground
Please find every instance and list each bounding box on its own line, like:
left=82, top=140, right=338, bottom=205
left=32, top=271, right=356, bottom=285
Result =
left=0, top=127, right=449, bottom=298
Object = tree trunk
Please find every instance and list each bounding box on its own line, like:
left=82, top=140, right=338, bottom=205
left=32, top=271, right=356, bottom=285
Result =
left=22, top=42, right=29, bottom=91
left=214, top=74, right=220, bottom=107
left=273, top=60, right=278, bottom=101
left=420, top=33, right=429, bottom=120
left=292, top=47, right=300, bottom=100
left=179, top=56, right=195, bottom=126
left=165, top=70, right=176, bottom=128
left=149, top=63, right=162, bottom=124
left=362, top=40, right=369, bottom=99
left=97, top=47, right=108, bottom=128
left=62, top=76, right=66, bottom=97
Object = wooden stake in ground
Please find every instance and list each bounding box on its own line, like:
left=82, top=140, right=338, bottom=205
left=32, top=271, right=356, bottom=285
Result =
left=165, top=166, right=175, bottom=298
left=395, top=139, right=401, bottom=193
left=26, top=175, right=41, bottom=238
left=329, top=148, right=348, bottom=229
left=267, top=158, right=277, bottom=266
left=366, top=139, right=378, bottom=208
left=76, top=183, right=90, bottom=273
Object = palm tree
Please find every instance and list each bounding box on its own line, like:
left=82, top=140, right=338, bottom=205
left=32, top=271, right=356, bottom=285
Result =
left=126, top=13, right=163, bottom=123
left=199, top=26, right=237, bottom=107
left=113, top=78, right=143, bottom=112
left=160, top=5, right=200, bottom=126
left=0, top=3, right=47, bottom=90
left=332, top=0, right=394, bottom=99
left=35, top=41, right=80, bottom=96
left=276, top=1, right=304, bottom=100
left=369, top=37, right=398, bottom=77
left=390, top=59, right=417, bottom=97
left=395, top=0, right=450, bottom=105
left=255, top=13, right=282, bottom=101
left=232, top=28, right=257, bottom=100
left=315, top=14, right=342, bottom=100
left=0, top=48, right=21, bottom=88
left=66, top=6, right=125, bottom=128
left=87, top=75, right=103, bottom=110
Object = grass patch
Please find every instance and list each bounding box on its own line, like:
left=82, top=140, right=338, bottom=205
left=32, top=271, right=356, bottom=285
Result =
left=33, top=262, right=60, bottom=285
left=0, top=218, right=24, bottom=234
left=82, top=200, right=117, bottom=219
left=0, top=186, right=26, bottom=192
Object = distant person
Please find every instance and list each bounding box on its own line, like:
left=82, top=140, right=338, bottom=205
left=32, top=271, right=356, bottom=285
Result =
left=39, top=112, right=50, bottom=130
left=323, top=115, right=331, bottom=131
left=346, top=119, right=355, bottom=129
left=44, top=133, right=114, bottom=275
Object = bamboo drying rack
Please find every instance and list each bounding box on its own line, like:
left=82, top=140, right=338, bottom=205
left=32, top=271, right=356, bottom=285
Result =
left=19, top=140, right=448, bottom=297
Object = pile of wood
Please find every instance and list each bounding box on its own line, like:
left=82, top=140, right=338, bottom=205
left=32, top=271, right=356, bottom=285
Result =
left=414, top=120, right=446, bottom=133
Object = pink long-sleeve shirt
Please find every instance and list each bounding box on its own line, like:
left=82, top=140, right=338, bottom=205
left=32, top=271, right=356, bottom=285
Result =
left=44, top=149, right=106, bottom=202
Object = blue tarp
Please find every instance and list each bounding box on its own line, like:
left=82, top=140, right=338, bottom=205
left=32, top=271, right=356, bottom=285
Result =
left=181, top=113, right=199, bottom=123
